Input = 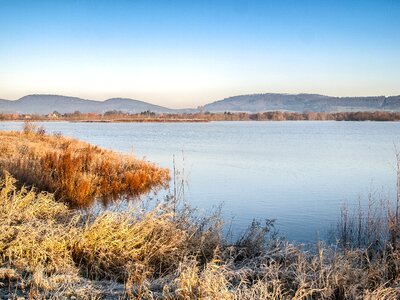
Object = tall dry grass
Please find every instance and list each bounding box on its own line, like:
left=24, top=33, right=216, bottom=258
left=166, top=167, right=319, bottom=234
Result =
left=0, top=125, right=169, bottom=208
left=1, top=171, right=400, bottom=299
left=0, top=172, right=212, bottom=298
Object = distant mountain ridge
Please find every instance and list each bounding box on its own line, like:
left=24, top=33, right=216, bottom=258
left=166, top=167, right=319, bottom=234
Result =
left=201, top=93, right=400, bottom=113
left=0, top=95, right=174, bottom=114
left=1, top=93, right=400, bottom=115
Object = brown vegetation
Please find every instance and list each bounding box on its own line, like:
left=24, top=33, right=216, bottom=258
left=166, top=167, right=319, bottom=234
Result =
left=1, top=172, right=400, bottom=299
left=3, top=110, right=400, bottom=122
left=0, top=125, right=169, bottom=208
left=0, top=172, right=221, bottom=299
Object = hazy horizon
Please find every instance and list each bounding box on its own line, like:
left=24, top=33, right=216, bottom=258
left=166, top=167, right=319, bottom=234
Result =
left=1, top=0, right=399, bottom=108
left=3, top=92, right=400, bottom=111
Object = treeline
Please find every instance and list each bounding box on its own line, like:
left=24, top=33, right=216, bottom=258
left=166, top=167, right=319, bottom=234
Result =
left=203, top=111, right=400, bottom=121
left=2, top=110, right=400, bottom=122
left=244, top=111, right=400, bottom=121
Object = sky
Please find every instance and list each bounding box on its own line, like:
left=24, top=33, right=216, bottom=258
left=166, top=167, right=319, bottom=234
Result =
left=0, top=0, right=399, bottom=108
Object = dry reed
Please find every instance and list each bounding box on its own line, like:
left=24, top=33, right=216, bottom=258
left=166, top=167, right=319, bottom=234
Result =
left=1, top=171, right=400, bottom=299
left=0, top=126, right=169, bottom=208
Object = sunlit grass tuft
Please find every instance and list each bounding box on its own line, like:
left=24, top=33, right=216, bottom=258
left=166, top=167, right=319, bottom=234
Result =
left=0, top=126, right=170, bottom=208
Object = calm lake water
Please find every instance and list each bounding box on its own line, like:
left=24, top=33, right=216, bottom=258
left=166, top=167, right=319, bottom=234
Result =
left=1, top=121, right=400, bottom=242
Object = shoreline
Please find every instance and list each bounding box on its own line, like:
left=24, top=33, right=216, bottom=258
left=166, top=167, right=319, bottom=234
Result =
left=3, top=110, right=400, bottom=122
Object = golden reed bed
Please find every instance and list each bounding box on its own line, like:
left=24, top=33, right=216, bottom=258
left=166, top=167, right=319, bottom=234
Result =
left=0, top=124, right=169, bottom=208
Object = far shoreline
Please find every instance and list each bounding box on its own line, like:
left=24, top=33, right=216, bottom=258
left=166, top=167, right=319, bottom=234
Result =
left=3, top=110, right=400, bottom=122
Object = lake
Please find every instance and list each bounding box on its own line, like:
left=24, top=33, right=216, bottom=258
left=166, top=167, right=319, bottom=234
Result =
left=1, top=121, right=400, bottom=242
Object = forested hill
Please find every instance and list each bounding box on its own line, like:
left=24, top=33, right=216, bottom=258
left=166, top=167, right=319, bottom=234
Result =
left=200, top=93, right=400, bottom=113
left=0, top=95, right=175, bottom=114
left=2, top=93, right=400, bottom=114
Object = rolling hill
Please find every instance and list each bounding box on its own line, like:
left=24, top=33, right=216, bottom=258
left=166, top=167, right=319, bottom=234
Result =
left=0, top=95, right=175, bottom=114
left=1, top=93, right=400, bottom=115
left=200, top=93, right=400, bottom=113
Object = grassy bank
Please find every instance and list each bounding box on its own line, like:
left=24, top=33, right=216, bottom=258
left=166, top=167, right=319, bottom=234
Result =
left=1, top=128, right=400, bottom=299
left=0, top=124, right=169, bottom=208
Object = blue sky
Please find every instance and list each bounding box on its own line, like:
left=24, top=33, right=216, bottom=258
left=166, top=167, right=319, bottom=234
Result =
left=0, top=0, right=399, bottom=107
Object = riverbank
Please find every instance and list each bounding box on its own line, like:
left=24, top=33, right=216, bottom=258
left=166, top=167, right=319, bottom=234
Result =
left=1, top=128, right=400, bottom=299
left=2, top=110, right=400, bottom=122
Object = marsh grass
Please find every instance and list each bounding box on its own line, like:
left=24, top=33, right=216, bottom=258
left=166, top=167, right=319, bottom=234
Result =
left=329, top=196, right=390, bottom=255
left=1, top=172, right=400, bottom=299
left=0, top=172, right=225, bottom=299
left=0, top=126, right=169, bottom=208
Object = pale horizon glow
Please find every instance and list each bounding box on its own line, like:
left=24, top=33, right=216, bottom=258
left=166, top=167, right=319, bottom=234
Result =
left=1, top=0, right=399, bottom=108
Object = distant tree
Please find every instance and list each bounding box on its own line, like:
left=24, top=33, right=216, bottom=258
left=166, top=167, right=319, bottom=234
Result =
left=271, top=112, right=285, bottom=121
left=104, top=110, right=124, bottom=116
left=304, top=112, right=317, bottom=120
left=249, top=113, right=260, bottom=121
left=140, top=110, right=156, bottom=116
